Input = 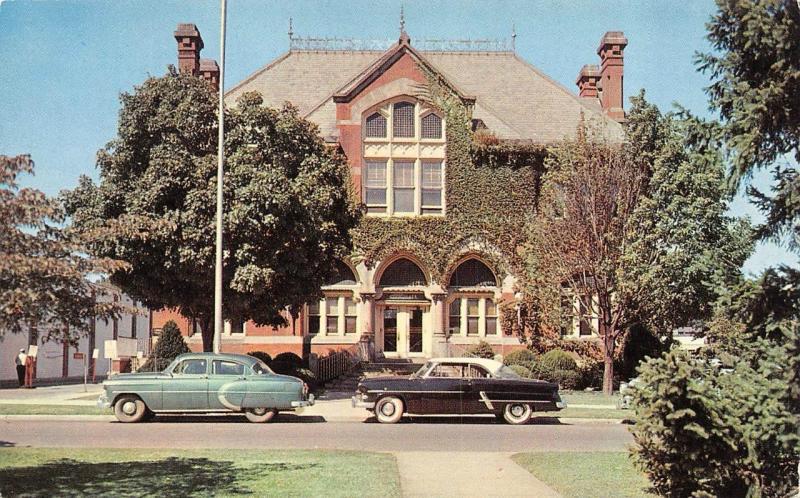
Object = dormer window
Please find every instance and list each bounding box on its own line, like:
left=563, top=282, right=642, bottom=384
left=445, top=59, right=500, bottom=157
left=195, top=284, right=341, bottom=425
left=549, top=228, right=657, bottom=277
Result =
left=365, top=112, right=387, bottom=138
left=392, top=102, right=415, bottom=138
left=421, top=113, right=442, bottom=139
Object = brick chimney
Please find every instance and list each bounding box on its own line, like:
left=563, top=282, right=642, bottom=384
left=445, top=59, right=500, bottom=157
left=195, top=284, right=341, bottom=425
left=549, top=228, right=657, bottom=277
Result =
left=576, top=64, right=600, bottom=100
left=174, top=23, right=204, bottom=76
left=596, top=31, right=628, bottom=122
left=199, top=59, right=220, bottom=92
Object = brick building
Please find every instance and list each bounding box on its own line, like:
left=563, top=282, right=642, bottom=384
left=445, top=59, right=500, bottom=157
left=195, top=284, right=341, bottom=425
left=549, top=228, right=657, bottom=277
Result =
left=155, top=22, right=627, bottom=361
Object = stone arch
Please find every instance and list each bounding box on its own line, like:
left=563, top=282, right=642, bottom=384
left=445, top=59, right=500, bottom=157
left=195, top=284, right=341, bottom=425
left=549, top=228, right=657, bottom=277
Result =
left=446, top=256, right=499, bottom=288
left=375, top=253, right=429, bottom=287
left=323, top=259, right=359, bottom=287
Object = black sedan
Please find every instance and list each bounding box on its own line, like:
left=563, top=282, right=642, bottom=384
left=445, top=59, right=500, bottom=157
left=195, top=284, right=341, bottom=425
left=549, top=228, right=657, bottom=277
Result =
left=352, top=357, right=566, bottom=424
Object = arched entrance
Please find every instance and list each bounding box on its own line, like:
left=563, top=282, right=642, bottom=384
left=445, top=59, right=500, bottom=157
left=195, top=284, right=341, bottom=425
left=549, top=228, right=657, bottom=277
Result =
left=376, top=257, right=430, bottom=358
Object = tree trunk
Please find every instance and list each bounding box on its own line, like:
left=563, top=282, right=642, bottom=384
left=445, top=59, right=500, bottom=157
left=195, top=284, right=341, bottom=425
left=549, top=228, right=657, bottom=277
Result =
left=602, top=329, right=616, bottom=395
left=199, top=314, right=213, bottom=352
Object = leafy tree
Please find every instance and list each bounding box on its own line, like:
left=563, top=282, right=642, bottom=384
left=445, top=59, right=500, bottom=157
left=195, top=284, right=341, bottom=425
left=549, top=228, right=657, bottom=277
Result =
left=620, top=93, right=754, bottom=338
left=64, top=70, right=361, bottom=351
left=528, top=136, right=645, bottom=394
left=0, top=155, right=125, bottom=343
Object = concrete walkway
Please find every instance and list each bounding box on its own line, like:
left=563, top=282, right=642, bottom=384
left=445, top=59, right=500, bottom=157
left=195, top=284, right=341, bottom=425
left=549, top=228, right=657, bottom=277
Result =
left=395, top=451, right=561, bottom=497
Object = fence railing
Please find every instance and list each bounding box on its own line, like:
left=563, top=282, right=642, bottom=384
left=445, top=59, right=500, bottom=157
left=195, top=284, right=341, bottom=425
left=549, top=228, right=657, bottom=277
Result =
left=311, top=345, right=360, bottom=384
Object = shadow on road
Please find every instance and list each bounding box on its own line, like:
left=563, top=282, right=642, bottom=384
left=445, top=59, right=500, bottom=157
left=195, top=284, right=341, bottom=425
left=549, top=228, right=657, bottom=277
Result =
left=362, top=415, right=566, bottom=425
left=0, top=456, right=317, bottom=497
left=135, top=414, right=327, bottom=424
left=0, top=440, right=16, bottom=447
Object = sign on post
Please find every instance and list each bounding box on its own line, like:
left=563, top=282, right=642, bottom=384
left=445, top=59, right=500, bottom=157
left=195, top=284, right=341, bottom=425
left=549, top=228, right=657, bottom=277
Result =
left=73, top=352, right=85, bottom=360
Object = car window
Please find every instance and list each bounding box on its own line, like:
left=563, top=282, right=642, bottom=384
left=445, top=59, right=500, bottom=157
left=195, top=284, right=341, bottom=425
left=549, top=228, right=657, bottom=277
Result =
left=174, top=359, right=207, bottom=375
left=252, top=361, right=273, bottom=375
left=466, top=365, right=491, bottom=378
left=428, top=364, right=464, bottom=378
left=212, top=360, right=244, bottom=376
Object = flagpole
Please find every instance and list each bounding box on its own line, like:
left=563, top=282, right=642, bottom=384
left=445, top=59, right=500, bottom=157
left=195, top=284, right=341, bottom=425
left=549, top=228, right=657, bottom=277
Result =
left=213, top=0, right=227, bottom=354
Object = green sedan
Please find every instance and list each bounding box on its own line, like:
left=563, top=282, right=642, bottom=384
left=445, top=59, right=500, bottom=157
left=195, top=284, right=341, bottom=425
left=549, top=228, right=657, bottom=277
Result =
left=97, top=352, right=314, bottom=423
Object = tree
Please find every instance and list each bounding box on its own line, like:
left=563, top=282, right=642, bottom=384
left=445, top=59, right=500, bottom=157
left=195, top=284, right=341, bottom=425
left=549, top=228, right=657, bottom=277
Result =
left=620, top=93, right=753, bottom=338
left=0, top=155, right=125, bottom=344
left=141, top=320, right=189, bottom=371
left=64, top=69, right=361, bottom=351
left=528, top=136, right=645, bottom=394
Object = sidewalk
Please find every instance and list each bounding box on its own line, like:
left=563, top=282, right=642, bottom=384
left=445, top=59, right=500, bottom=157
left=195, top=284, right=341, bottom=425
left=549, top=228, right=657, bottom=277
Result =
left=0, top=383, right=102, bottom=405
left=395, top=451, right=561, bottom=497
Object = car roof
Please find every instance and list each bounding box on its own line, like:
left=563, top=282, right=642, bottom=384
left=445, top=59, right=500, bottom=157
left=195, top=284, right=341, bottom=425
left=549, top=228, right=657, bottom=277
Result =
left=174, top=352, right=259, bottom=365
left=427, top=357, right=503, bottom=373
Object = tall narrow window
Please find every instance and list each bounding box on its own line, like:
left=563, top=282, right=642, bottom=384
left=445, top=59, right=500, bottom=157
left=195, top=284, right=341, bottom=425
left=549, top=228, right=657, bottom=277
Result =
left=486, top=299, right=498, bottom=335
left=421, top=161, right=443, bottom=215
left=393, top=161, right=415, bottom=213
left=365, top=112, right=387, bottom=138
left=325, top=298, right=339, bottom=334
left=421, top=113, right=442, bottom=139
left=467, top=298, right=480, bottom=335
left=393, top=102, right=415, bottom=138
left=344, top=297, right=357, bottom=334
left=448, top=299, right=461, bottom=335
left=307, top=301, right=320, bottom=335
left=365, top=161, right=387, bottom=214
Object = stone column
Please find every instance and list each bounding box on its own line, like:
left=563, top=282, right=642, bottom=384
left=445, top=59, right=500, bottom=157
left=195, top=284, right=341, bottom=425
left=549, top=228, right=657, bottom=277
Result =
left=359, top=292, right=376, bottom=361
left=430, top=292, right=447, bottom=336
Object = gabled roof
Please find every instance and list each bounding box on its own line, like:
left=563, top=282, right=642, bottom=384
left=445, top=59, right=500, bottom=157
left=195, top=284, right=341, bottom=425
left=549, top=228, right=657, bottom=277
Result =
left=225, top=43, right=624, bottom=142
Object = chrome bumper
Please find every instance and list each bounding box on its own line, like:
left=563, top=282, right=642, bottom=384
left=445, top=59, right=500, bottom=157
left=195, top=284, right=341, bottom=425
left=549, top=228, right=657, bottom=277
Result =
left=351, top=395, right=375, bottom=409
left=555, top=396, right=568, bottom=410
left=97, top=392, right=111, bottom=409
left=291, top=393, right=315, bottom=408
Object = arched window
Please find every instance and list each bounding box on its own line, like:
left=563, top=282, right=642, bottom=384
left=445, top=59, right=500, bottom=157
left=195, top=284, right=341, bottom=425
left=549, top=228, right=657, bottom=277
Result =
left=379, top=258, right=427, bottom=286
left=392, top=102, right=415, bottom=138
left=365, top=112, right=386, bottom=138
left=448, top=259, right=498, bottom=288
left=421, top=113, right=442, bottom=139
left=324, top=260, right=357, bottom=286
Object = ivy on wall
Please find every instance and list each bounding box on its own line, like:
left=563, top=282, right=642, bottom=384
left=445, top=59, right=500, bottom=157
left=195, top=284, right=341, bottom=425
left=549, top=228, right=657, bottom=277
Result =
left=350, top=67, right=546, bottom=289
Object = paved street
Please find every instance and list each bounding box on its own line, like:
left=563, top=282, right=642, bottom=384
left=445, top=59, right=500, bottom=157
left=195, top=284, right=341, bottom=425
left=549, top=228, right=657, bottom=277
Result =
left=0, top=418, right=631, bottom=452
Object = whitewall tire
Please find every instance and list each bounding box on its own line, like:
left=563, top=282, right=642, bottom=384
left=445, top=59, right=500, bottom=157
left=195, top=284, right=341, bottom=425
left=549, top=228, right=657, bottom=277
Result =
left=114, top=395, right=147, bottom=423
left=375, top=396, right=404, bottom=424
left=503, top=403, right=532, bottom=425
left=244, top=407, right=277, bottom=423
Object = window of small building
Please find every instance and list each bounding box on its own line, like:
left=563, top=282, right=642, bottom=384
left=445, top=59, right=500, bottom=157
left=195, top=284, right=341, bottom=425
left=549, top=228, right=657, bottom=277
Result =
left=448, top=299, right=461, bottom=335
left=421, top=113, right=442, bottom=139
left=448, top=296, right=498, bottom=337
left=344, top=297, right=357, bottom=334
left=392, top=102, right=415, bottom=138
left=325, top=297, right=339, bottom=334
left=379, top=258, right=427, bottom=287
left=365, top=112, right=387, bottom=138
left=449, top=259, right=498, bottom=288
left=467, top=298, right=480, bottom=335
left=393, top=161, right=415, bottom=213
left=486, top=299, right=498, bottom=335
left=307, top=301, right=320, bottom=335
left=421, top=161, right=443, bottom=215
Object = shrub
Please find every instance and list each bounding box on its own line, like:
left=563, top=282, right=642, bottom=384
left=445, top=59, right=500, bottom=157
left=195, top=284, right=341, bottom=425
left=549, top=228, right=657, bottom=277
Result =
left=140, top=320, right=189, bottom=371
left=270, top=352, right=304, bottom=374
left=535, top=363, right=582, bottom=389
left=287, top=367, right=318, bottom=390
left=466, top=340, right=496, bottom=359
left=618, top=323, right=665, bottom=380
left=630, top=346, right=798, bottom=497
left=509, top=364, right=533, bottom=378
left=503, top=348, right=537, bottom=366
left=247, top=351, right=272, bottom=366
left=539, top=349, right=577, bottom=371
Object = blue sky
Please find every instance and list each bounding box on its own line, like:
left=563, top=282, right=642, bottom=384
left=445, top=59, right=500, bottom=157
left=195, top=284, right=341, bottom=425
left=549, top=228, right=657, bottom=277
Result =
left=0, top=0, right=795, bottom=274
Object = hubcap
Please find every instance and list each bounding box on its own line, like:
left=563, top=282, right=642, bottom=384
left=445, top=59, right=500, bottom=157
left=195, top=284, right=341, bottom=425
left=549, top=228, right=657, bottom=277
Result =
left=511, top=405, right=524, bottom=417
left=122, top=401, right=137, bottom=415
left=253, top=408, right=266, bottom=415
left=381, top=402, right=396, bottom=417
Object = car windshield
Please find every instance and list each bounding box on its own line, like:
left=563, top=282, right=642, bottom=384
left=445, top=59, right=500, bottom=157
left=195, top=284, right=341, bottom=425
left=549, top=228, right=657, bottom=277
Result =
left=252, top=360, right=274, bottom=375
left=495, top=365, right=522, bottom=379
left=409, top=363, right=431, bottom=379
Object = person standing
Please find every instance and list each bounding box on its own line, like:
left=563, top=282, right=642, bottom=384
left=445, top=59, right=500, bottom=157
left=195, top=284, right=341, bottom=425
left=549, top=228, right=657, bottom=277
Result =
left=15, top=349, right=27, bottom=387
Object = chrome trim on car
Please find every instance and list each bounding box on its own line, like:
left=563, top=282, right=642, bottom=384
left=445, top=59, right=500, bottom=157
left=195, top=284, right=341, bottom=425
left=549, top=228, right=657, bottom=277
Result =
left=97, top=393, right=111, bottom=409
left=351, top=396, right=376, bottom=409
left=479, top=391, right=495, bottom=410
left=291, top=394, right=315, bottom=408
left=366, top=390, right=457, bottom=394
left=556, top=397, right=567, bottom=409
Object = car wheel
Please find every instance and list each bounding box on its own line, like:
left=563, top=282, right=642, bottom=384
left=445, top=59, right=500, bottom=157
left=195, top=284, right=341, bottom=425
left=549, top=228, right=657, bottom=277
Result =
left=114, top=395, right=147, bottom=423
left=503, top=403, right=532, bottom=425
left=244, top=407, right=277, bottom=423
left=375, top=396, right=404, bottom=424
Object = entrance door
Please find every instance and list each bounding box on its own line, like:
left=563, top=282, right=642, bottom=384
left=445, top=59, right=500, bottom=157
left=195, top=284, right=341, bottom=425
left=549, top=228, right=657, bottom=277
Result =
left=382, top=307, right=425, bottom=358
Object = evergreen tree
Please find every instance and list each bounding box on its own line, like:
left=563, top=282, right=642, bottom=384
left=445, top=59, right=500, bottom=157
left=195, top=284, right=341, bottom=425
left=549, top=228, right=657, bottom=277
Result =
left=143, top=320, right=189, bottom=371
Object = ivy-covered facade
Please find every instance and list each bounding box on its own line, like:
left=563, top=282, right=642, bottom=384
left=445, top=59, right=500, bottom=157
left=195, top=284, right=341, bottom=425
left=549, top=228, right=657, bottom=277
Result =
left=156, top=23, right=626, bottom=360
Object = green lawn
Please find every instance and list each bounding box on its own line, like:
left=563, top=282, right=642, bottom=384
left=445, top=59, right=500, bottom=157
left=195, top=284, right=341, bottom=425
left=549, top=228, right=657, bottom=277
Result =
left=512, top=452, right=654, bottom=498
left=0, top=448, right=400, bottom=497
left=0, top=404, right=107, bottom=415
left=535, top=407, right=632, bottom=420
left=561, top=390, right=621, bottom=407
